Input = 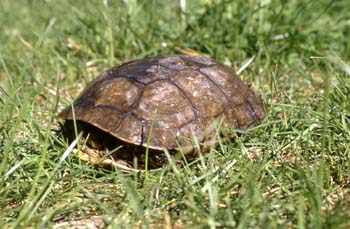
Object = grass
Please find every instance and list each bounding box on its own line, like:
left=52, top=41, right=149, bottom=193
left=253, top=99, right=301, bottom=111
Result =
left=1, top=0, right=350, bottom=228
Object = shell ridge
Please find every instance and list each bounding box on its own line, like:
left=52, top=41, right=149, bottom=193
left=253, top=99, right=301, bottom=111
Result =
left=198, top=68, right=232, bottom=103
left=169, top=79, right=200, bottom=120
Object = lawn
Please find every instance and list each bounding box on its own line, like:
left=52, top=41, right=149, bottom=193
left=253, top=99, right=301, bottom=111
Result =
left=1, top=0, right=350, bottom=228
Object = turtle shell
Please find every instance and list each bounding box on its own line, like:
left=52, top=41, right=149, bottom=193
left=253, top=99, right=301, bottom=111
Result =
left=59, top=55, right=265, bottom=153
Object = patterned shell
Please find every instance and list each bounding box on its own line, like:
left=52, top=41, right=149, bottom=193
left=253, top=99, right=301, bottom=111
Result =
left=59, top=55, right=265, bottom=151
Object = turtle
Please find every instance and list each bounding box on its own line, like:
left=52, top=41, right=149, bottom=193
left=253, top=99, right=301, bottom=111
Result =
left=59, top=55, right=265, bottom=171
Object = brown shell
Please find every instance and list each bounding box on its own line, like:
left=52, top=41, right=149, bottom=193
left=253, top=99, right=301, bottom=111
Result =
left=59, top=55, right=265, bottom=151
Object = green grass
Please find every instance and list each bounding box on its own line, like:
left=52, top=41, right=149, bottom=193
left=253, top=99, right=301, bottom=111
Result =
left=1, top=0, right=350, bottom=228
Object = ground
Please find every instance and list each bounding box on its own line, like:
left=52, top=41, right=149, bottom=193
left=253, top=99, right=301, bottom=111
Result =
left=0, top=0, right=350, bottom=228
